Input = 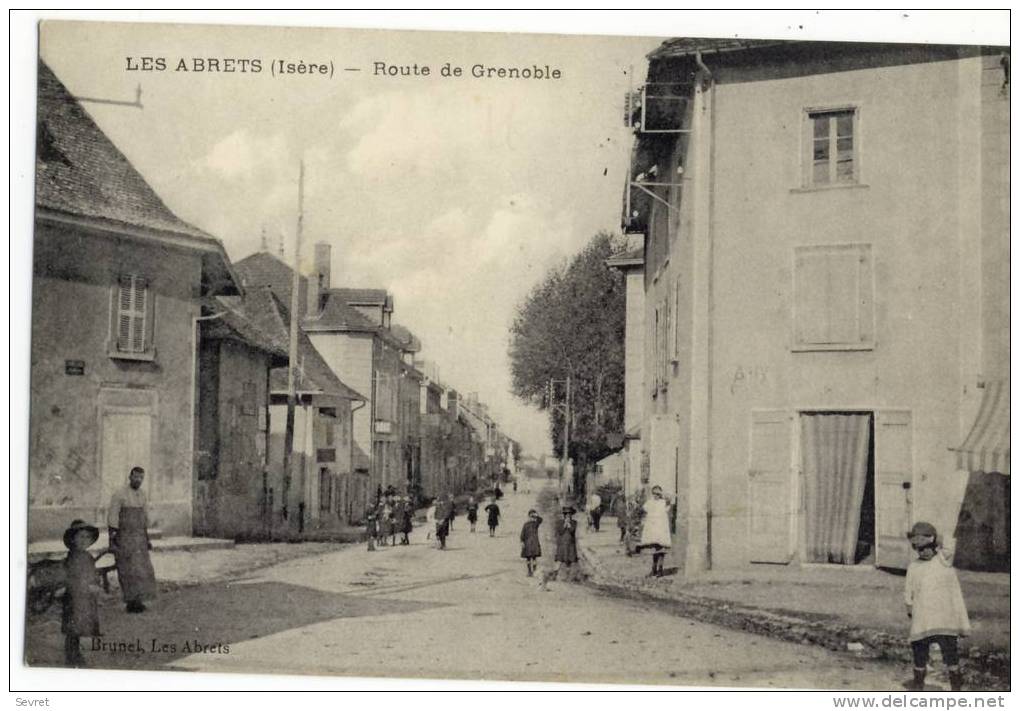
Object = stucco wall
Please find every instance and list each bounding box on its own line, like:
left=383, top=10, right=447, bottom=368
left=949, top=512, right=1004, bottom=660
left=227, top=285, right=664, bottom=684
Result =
left=703, top=56, right=986, bottom=567
left=29, top=221, right=201, bottom=540
left=194, top=338, right=272, bottom=538
left=638, top=51, right=1004, bottom=571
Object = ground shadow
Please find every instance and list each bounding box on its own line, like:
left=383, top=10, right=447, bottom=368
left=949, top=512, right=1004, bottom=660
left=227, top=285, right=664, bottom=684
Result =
left=25, top=580, right=446, bottom=671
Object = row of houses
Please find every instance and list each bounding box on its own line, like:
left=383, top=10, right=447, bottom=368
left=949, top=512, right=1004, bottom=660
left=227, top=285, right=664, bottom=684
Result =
left=604, top=40, right=1009, bottom=574
left=28, top=61, right=517, bottom=542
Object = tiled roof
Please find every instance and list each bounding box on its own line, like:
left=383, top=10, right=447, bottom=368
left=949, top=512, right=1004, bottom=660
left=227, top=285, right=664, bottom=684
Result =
left=201, top=286, right=289, bottom=361
left=307, top=292, right=381, bottom=333
left=389, top=323, right=422, bottom=353
left=36, top=62, right=214, bottom=242
left=36, top=61, right=240, bottom=295
left=648, top=38, right=788, bottom=60
left=329, top=287, right=388, bottom=306
left=267, top=292, right=366, bottom=401
left=236, top=250, right=403, bottom=348
left=235, top=252, right=305, bottom=313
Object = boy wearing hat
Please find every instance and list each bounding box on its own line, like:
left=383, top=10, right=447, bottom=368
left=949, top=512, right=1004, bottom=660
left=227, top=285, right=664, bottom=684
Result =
left=62, top=519, right=102, bottom=667
left=519, top=509, right=544, bottom=577
left=554, top=506, right=579, bottom=580
left=904, top=521, right=971, bottom=691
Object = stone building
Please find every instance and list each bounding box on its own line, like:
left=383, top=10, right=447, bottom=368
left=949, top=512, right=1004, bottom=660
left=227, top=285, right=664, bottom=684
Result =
left=29, top=61, right=239, bottom=541
left=623, top=40, right=1010, bottom=574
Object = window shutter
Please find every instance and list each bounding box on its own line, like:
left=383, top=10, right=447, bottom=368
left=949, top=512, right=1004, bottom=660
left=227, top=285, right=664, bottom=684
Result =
left=115, top=275, right=150, bottom=353
left=669, top=278, right=680, bottom=363
left=117, top=276, right=132, bottom=351
left=793, top=244, right=873, bottom=349
left=748, top=409, right=793, bottom=563
left=131, top=277, right=148, bottom=352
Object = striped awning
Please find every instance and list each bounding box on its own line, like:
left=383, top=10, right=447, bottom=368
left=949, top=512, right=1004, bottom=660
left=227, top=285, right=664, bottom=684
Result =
left=952, top=379, right=1010, bottom=475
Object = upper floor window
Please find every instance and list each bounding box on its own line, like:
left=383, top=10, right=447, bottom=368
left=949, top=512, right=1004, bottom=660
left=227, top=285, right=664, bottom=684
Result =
left=792, top=243, right=874, bottom=351
left=111, top=274, right=154, bottom=359
left=806, top=108, right=858, bottom=187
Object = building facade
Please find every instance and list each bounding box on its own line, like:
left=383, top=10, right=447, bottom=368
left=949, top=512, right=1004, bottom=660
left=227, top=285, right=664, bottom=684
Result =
left=29, top=62, right=239, bottom=541
left=625, top=40, right=1010, bottom=574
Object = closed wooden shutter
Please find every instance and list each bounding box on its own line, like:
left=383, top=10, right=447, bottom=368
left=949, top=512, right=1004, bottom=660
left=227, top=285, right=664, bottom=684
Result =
left=116, top=275, right=149, bottom=353
left=874, top=410, right=913, bottom=569
left=793, top=244, right=873, bottom=349
left=748, top=410, right=794, bottom=564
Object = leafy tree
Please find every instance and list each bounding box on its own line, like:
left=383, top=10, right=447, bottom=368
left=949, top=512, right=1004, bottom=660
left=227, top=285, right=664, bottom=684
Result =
left=508, top=232, right=626, bottom=498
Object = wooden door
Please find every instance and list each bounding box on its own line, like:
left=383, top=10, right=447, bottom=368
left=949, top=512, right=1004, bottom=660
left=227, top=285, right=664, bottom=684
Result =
left=875, top=410, right=913, bottom=569
left=100, top=410, right=152, bottom=519
left=748, top=410, right=794, bottom=563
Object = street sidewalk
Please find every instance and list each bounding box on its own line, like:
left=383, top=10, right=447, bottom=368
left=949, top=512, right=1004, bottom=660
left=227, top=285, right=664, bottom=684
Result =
left=576, top=516, right=1009, bottom=689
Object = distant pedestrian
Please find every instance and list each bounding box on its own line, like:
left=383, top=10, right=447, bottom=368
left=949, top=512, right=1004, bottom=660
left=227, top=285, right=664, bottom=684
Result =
left=365, top=508, right=378, bottom=551
left=587, top=491, right=603, bottom=532
left=466, top=496, right=479, bottom=533
left=446, top=496, right=457, bottom=532
left=376, top=499, right=390, bottom=547
left=555, top=506, right=579, bottom=580
left=424, top=501, right=436, bottom=544
left=904, top=522, right=971, bottom=691
left=637, top=485, right=671, bottom=577
left=61, top=519, right=101, bottom=667
left=611, top=494, right=629, bottom=544
left=436, top=494, right=453, bottom=549
left=400, top=497, right=413, bottom=545
left=519, top=509, right=543, bottom=577
left=513, top=480, right=518, bottom=494
left=107, top=466, right=156, bottom=613
left=485, top=499, right=501, bottom=537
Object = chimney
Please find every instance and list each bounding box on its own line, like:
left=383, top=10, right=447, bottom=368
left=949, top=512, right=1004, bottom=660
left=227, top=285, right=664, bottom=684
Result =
left=314, top=242, right=331, bottom=290
left=306, top=242, right=331, bottom=318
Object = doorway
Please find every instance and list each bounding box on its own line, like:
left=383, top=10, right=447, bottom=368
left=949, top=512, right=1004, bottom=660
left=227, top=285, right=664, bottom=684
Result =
left=801, top=411, right=875, bottom=565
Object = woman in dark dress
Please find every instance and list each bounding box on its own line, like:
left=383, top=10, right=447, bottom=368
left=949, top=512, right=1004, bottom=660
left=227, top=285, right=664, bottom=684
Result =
left=519, top=509, right=543, bottom=576
left=555, top=506, right=579, bottom=579
left=484, top=500, right=501, bottom=537
left=466, top=496, right=479, bottom=533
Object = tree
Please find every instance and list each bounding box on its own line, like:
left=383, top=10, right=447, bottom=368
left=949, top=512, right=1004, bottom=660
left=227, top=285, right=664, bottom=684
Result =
left=508, top=232, right=626, bottom=497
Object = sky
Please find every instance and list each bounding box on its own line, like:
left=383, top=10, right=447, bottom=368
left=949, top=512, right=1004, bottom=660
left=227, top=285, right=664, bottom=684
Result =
left=39, top=21, right=662, bottom=457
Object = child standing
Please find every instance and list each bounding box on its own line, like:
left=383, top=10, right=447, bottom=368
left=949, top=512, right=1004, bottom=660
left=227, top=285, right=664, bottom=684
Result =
left=555, top=506, right=579, bottom=580
left=637, top=485, right=671, bottom=577
left=466, top=496, right=479, bottom=533
left=904, top=521, right=971, bottom=691
left=61, top=519, right=102, bottom=667
left=365, top=508, right=378, bottom=552
left=485, top=499, right=501, bottom=537
left=519, top=509, right=543, bottom=577
left=425, top=500, right=437, bottom=544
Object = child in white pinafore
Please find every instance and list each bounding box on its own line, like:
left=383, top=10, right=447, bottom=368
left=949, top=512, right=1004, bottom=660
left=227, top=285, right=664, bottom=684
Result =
left=904, top=521, right=971, bottom=691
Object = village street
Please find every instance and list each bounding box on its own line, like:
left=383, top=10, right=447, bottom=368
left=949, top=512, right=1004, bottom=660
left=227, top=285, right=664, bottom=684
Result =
left=27, top=482, right=912, bottom=689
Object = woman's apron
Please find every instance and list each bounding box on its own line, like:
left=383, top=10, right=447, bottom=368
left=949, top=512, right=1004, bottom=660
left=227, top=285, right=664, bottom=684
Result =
left=115, top=506, right=157, bottom=602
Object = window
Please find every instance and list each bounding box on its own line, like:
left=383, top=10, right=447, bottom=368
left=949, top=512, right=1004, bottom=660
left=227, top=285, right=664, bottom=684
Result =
left=242, top=382, right=257, bottom=416
left=793, top=244, right=874, bottom=351
left=807, top=109, right=857, bottom=187
left=113, top=275, right=153, bottom=356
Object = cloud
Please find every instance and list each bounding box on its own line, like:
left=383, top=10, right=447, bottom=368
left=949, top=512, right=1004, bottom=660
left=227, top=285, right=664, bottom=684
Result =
left=204, top=130, right=288, bottom=181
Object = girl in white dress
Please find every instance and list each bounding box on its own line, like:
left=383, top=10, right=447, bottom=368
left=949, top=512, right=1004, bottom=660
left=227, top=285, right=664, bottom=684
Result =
left=639, top=485, right=672, bottom=577
left=904, top=521, right=971, bottom=691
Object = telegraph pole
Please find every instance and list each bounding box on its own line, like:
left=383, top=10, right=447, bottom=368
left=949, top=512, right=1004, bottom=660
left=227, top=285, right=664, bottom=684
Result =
left=548, top=374, right=571, bottom=494
left=281, top=160, right=304, bottom=525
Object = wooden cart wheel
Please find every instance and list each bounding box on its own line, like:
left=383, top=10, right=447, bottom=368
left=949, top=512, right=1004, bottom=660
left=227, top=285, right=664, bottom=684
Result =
left=27, top=587, right=55, bottom=615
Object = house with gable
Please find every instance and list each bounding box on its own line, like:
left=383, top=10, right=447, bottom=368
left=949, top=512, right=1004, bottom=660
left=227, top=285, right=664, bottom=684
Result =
left=30, top=61, right=240, bottom=541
